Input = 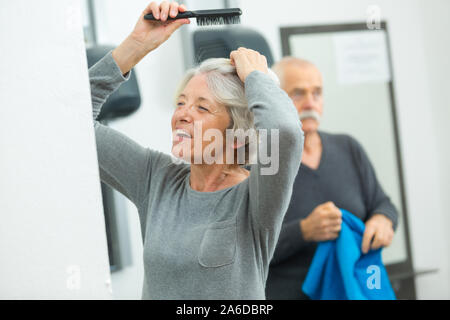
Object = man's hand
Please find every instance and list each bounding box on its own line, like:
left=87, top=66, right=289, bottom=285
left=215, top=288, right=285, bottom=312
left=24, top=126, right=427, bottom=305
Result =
left=361, top=213, right=394, bottom=254
left=229, top=47, right=268, bottom=83
left=300, top=202, right=342, bottom=242
left=112, top=1, right=190, bottom=75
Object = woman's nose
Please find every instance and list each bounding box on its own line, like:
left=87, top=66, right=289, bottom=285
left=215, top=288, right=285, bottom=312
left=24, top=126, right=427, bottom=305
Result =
left=175, top=104, right=194, bottom=123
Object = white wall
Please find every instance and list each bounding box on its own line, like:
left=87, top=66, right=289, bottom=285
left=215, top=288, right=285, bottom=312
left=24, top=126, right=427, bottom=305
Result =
left=89, top=0, right=450, bottom=299
left=418, top=0, right=450, bottom=299
left=0, top=0, right=112, bottom=299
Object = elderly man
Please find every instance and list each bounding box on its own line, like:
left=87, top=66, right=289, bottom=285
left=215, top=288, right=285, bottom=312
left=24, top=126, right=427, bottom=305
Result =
left=265, top=57, right=398, bottom=300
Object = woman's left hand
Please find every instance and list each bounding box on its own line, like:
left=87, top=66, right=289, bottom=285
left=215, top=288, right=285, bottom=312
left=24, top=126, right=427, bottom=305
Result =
left=230, top=47, right=268, bottom=83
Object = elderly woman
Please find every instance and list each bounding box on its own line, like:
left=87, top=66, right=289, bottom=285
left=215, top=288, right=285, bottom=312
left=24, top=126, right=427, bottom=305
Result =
left=90, top=2, right=303, bottom=299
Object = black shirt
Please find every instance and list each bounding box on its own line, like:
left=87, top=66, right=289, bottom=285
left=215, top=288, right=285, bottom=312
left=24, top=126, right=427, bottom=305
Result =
left=265, top=131, right=398, bottom=300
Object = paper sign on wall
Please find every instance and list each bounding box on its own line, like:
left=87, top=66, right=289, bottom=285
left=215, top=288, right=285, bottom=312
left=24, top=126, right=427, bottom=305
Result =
left=333, top=31, right=391, bottom=85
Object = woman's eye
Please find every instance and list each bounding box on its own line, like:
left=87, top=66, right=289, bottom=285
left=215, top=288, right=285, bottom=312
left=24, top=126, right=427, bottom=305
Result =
left=198, top=106, right=209, bottom=112
left=176, top=102, right=184, bottom=107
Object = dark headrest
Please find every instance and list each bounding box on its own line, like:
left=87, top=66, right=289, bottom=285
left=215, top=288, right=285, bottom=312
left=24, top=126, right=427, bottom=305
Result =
left=86, top=45, right=141, bottom=121
left=193, top=27, right=274, bottom=67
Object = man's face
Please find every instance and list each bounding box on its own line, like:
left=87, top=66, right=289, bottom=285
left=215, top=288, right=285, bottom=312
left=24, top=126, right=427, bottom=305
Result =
left=282, top=64, right=323, bottom=134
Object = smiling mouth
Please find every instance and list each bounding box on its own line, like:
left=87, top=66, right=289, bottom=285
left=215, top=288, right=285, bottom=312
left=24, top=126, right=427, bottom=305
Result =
left=173, top=129, right=192, bottom=143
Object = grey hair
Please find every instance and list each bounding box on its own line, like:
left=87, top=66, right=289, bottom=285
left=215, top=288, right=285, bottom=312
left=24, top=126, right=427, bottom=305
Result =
left=271, top=56, right=318, bottom=88
left=174, top=58, right=280, bottom=164
left=175, top=58, right=280, bottom=129
left=175, top=58, right=252, bottom=131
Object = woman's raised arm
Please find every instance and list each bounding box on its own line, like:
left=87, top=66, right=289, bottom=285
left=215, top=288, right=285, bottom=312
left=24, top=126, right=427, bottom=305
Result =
left=88, top=2, right=188, bottom=209
left=230, top=48, right=304, bottom=230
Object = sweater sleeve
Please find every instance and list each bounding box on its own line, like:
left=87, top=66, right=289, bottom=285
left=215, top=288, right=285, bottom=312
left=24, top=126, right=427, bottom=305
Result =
left=349, top=136, right=399, bottom=230
left=245, top=71, right=304, bottom=230
left=89, top=52, right=160, bottom=210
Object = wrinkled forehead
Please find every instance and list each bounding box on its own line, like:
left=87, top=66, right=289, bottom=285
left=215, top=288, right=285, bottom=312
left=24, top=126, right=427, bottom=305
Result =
left=180, top=74, right=209, bottom=96
left=283, top=64, right=323, bottom=90
left=176, top=74, right=227, bottom=111
left=177, top=75, right=211, bottom=101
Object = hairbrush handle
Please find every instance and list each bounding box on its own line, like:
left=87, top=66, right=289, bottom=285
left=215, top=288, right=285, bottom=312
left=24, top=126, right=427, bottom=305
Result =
left=144, top=8, right=242, bottom=21
left=144, top=11, right=196, bottom=20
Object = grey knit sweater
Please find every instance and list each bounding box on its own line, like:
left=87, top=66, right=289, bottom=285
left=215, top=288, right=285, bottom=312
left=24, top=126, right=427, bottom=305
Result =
left=89, top=52, right=303, bottom=299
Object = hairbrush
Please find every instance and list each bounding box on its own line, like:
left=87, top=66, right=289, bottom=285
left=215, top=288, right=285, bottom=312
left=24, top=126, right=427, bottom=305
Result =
left=144, top=8, right=242, bottom=26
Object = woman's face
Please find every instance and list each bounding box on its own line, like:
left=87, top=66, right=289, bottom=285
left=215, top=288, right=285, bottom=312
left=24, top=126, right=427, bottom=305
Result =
left=171, top=74, right=232, bottom=163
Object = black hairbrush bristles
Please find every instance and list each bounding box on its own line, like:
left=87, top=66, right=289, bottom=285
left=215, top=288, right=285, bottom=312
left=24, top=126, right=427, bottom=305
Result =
left=196, top=15, right=241, bottom=26
left=144, top=8, right=242, bottom=26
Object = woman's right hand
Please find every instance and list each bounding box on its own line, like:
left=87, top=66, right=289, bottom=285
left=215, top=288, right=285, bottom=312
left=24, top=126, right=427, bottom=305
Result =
left=130, top=1, right=190, bottom=52
left=112, top=1, right=190, bottom=75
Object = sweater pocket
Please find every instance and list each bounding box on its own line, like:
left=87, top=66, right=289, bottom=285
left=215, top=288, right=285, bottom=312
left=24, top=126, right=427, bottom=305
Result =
left=198, top=219, right=237, bottom=268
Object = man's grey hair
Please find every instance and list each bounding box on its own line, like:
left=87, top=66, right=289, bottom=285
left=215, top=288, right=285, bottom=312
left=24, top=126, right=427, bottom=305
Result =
left=271, top=56, right=318, bottom=88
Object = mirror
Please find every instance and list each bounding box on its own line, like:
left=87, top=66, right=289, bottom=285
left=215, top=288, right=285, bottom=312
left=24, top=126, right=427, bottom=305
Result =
left=281, top=22, right=415, bottom=297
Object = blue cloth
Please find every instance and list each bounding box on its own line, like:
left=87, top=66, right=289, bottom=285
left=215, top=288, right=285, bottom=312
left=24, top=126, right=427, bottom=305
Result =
left=302, top=209, right=396, bottom=300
